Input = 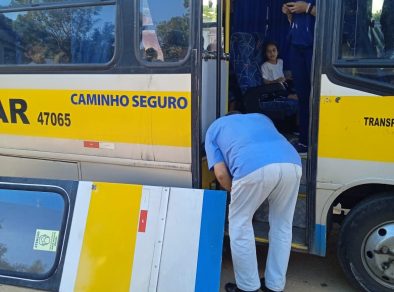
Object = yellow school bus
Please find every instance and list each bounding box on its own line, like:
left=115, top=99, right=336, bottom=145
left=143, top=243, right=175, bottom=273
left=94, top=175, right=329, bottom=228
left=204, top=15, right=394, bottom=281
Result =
left=0, top=0, right=393, bottom=291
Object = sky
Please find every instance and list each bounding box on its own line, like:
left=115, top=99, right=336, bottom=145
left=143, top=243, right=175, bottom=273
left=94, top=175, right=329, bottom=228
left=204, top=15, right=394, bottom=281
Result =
left=372, top=0, right=384, bottom=12
left=0, top=189, right=64, bottom=210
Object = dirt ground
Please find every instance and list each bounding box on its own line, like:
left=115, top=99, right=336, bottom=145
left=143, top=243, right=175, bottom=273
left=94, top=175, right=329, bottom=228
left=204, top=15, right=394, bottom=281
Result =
left=220, top=233, right=358, bottom=292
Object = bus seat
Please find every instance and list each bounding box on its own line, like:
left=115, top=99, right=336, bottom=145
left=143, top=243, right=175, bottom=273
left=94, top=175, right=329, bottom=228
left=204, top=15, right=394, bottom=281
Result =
left=252, top=32, right=266, bottom=68
left=243, top=83, right=298, bottom=132
left=229, top=32, right=297, bottom=131
left=230, top=32, right=262, bottom=95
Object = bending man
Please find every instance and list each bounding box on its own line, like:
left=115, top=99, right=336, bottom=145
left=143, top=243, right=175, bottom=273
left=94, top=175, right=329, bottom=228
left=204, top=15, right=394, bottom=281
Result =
left=205, top=112, right=301, bottom=292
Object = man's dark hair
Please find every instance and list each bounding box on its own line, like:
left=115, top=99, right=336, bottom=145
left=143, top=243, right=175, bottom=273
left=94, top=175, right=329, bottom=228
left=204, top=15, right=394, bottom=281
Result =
left=225, top=111, right=242, bottom=116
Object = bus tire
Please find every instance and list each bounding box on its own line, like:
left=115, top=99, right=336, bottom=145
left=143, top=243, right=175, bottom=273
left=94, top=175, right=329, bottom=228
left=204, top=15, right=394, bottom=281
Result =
left=338, top=193, right=394, bottom=292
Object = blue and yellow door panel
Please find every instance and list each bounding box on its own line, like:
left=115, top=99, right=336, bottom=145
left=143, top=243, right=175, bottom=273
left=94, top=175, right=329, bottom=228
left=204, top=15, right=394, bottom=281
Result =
left=0, top=179, right=226, bottom=292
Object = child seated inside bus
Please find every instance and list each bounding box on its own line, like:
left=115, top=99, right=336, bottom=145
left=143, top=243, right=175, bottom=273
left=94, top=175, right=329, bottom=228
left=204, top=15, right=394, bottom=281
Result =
left=261, top=41, right=297, bottom=99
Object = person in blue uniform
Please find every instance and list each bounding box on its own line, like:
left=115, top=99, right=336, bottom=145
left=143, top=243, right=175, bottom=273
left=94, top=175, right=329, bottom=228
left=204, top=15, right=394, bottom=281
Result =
left=282, top=1, right=316, bottom=152
left=205, top=112, right=302, bottom=292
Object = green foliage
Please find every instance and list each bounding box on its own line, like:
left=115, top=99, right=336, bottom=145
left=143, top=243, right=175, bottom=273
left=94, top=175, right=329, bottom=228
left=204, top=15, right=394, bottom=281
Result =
left=203, top=4, right=216, bottom=23
left=0, top=243, right=46, bottom=273
left=26, top=260, right=45, bottom=273
left=0, top=5, right=115, bottom=64
left=372, top=9, right=382, bottom=21
left=0, top=244, right=13, bottom=271
left=14, top=9, right=72, bottom=57
left=13, top=7, right=100, bottom=59
left=156, top=16, right=189, bottom=61
left=0, top=217, right=46, bottom=274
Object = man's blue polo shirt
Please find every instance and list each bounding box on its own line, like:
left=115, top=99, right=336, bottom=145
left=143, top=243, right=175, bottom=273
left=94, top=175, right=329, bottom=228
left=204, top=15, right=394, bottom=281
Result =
left=205, top=113, right=301, bottom=180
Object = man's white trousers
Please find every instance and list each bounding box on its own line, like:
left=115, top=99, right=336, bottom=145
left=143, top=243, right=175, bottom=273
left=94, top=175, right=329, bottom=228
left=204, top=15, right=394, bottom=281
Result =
left=229, top=163, right=302, bottom=291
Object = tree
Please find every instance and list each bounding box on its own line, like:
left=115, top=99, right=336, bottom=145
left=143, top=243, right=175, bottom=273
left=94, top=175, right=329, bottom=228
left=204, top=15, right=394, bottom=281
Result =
left=9, top=4, right=113, bottom=63
left=156, top=16, right=189, bottom=61
left=26, top=260, right=45, bottom=274
left=372, top=9, right=381, bottom=21
left=0, top=221, right=46, bottom=274
left=0, top=222, right=12, bottom=271
left=0, top=244, right=13, bottom=271
left=203, top=4, right=216, bottom=23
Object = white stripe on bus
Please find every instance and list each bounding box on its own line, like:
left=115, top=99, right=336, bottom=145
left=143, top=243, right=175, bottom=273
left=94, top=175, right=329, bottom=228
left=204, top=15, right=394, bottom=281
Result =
left=320, top=75, right=378, bottom=97
left=59, top=181, right=93, bottom=292
left=0, top=74, right=191, bottom=91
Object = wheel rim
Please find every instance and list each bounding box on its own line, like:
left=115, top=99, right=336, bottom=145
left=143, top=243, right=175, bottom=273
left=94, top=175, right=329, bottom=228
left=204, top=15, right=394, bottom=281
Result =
left=362, top=221, right=394, bottom=289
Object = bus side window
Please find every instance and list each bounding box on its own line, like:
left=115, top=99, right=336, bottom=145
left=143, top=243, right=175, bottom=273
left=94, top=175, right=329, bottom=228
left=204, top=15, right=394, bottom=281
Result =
left=0, top=188, right=67, bottom=279
left=341, top=0, right=375, bottom=59
left=202, top=0, right=217, bottom=52
left=337, top=0, right=394, bottom=87
left=0, top=0, right=116, bottom=66
left=380, top=0, right=394, bottom=59
left=139, top=0, right=190, bottom=63
left=340, top=0, right=394, bottom=60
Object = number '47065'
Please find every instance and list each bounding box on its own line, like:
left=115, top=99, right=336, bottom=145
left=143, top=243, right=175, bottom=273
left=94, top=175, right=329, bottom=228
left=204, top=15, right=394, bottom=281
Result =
left=37, top=112, right=71, bottom=127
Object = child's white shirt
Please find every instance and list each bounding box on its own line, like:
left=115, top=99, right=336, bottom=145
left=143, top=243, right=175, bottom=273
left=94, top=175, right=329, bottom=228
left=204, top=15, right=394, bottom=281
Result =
left=261, top=58, right=284, bottom=81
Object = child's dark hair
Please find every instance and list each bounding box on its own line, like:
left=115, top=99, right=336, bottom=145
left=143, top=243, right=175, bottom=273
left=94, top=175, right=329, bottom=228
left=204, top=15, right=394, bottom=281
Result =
left=263, top=41, right=279, bottom=56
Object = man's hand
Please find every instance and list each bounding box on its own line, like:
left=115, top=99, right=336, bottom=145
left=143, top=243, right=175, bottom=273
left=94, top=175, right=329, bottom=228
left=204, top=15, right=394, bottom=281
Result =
left=213, top=162, right=232, bottom=192
left=282, top=3, right=291, bottom=15
left=282, top=4, right=293, bottom=23
left=286, top=1, right=308, bottom=14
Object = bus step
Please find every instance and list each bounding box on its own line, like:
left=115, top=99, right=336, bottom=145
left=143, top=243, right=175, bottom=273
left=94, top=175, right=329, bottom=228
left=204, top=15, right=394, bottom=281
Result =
left=253, top=193, right=306, bottom=229
left=254, top=222, right=308, bottom=250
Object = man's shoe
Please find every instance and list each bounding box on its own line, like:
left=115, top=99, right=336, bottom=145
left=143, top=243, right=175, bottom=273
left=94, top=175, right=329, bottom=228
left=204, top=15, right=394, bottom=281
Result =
left=260, top=278, right=283, bottom=292
left=225, top=282, right=259, bottom=292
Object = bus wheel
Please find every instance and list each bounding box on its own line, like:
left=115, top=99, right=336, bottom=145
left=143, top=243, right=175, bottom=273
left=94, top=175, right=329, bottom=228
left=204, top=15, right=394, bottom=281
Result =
left=338, top=193, right=394, bottom=292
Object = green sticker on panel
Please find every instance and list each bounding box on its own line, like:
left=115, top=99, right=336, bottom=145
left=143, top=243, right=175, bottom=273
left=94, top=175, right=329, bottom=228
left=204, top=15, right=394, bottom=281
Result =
left=33, top=229, right=59, bottom=252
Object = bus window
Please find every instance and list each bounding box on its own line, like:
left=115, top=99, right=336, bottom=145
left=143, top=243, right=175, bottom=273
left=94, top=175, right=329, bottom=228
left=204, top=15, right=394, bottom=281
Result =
left=337, top=0, right=394, bottom=88
left=0, top=0, right=112, bottom=8
left=202, top=0, right=217, bottom=52
left=139, top=0, right=190, bottom=63
left=341, top=0, right=393, bottom=59
left=0, top=2, right=115, bottom=65
left=0, top=188, right=66, bottom=279
left=339, top=67, right=394, bottom=85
